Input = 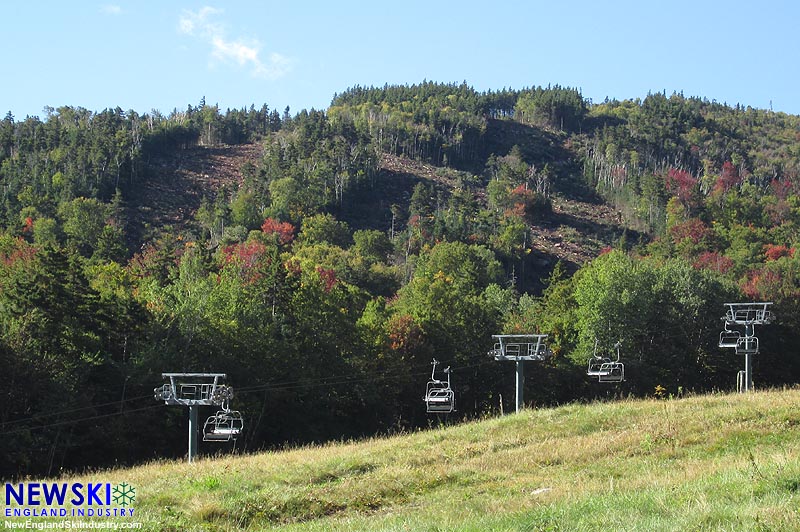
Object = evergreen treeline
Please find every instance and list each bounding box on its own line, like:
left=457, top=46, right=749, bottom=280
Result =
left=2, top=83, right=800, bottom=478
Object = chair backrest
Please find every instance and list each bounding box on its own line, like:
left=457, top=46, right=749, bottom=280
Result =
left=719, top=330, right=741, bottom=348
left=735, top=336, right=759, bottom=355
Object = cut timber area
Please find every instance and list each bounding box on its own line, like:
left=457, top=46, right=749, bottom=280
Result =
left=127, top=145, right=637, bottom=271
left=528, top=195, right=636, bottom=268
left=377, top=152, right=637, bottom=269
left=128, top=143, right=263, bottom=243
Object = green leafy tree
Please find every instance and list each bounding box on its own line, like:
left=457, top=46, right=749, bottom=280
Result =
left=58, top=197, right=109, bottom=257
left=230, top=189, right=263, bottom=230
left=352, top=229, right=393, bottom=263
left=93, top=224, right=127, bottom=263
left=297, top=213, right=351, bottom=247
left=571, top=250, right=738, bottom=393
left=391, top=241, right=508, bottom=414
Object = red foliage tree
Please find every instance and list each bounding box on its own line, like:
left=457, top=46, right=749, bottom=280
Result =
left=770, top=178, right=793, bottom=201
left=764, top=244, right=795, bottom=262
left=387, top=314, right=425, bottom=356
left=509, top=184, right=547, bottom=222
left=261, top=218, right=295, bottom=245
left=669, top=218, right=712, bottom=245
left=713, top=161, right=742, bottom=194
left=315, top=266, right=338, bottom=293
left=693, top=251, right=734, bottom=274
left=0, top=237, right=36, bottom=268
left=665, top=168, right=697, bottom=206
left=742, top=269, right=783, bottom=300
left=284, top=257, right=302, bottom=277
left=221, top=240, right=271, bottom=283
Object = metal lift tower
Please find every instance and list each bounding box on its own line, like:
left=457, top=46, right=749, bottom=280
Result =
left=489, top=334, right=552, bottom=413
left=154, top=373, right=232, bottom=463
left=719, top=303, right=774, bottom=392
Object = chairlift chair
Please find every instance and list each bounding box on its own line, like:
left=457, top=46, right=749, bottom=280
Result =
left=718, top=328, right=741, bottom=348
left=203, top=409, right=244, bottom=442
left=587, top=340, right=624, bottom=383
left=424, top=359, right=455, bottom=414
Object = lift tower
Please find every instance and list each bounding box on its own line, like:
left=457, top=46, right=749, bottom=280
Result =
left=490, top=334, right=552, bottom=413
left=154, top=373, right=232, bottom=463
left=719, top=303, right=774, bottom=392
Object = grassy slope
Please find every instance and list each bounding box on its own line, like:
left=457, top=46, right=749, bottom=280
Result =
left=27, top=388, right=800, bottom=531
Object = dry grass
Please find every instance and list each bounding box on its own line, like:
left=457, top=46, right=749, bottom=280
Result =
left=21, top=388, right=800, bottom=531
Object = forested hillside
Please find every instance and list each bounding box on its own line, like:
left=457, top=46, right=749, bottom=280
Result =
left=2, top=83, right=800, bottom=477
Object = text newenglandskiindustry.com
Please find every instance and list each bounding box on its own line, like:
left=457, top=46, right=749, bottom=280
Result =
left=4, top=520, right=142, bottom=530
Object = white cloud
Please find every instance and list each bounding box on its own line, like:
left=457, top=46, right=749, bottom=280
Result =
left=179, top=6, right=291, bottom=80
left=258, top=52, right=292, bottom=80
left=178, top=6, right=223, bottom=37
left=100, top=4, right=122, bottom=15
left=211, top=37, right=259, bottom=66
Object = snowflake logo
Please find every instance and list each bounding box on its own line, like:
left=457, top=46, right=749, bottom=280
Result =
left=112, top=483, right=136, bottom=507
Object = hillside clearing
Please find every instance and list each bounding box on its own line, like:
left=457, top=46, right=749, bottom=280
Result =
left=127, top=143, right=263, bottom=243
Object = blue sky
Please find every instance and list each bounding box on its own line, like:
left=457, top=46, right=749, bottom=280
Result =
left=3, top=1, right=800, bottom=119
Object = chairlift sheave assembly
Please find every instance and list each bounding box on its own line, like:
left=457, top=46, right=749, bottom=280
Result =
left=489, top=334, right=552, bottom=361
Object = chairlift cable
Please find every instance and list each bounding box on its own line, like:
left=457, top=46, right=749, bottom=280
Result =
left=4, top=349, right=499, bottom=435
left=0, top=404, right=164, bottom=436
left=235, top=358, right=497, bottom=397
left=0, top=392, right=157, bottom=429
